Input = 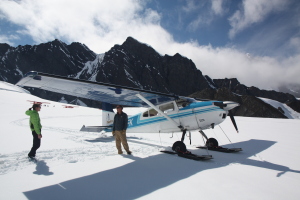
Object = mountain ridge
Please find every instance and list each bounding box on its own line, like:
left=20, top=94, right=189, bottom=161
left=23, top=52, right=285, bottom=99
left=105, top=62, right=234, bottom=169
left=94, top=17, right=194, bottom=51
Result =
left=0, top=37, right=299, bottom=118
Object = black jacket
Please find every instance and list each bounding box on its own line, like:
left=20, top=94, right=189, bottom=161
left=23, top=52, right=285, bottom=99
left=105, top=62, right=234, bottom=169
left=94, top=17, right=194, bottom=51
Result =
left=113, top=112, right=128, bottom=131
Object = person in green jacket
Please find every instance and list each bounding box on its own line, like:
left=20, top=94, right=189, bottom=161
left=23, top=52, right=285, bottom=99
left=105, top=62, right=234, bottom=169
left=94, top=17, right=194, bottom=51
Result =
left=26, top=104, right=42, bottom=158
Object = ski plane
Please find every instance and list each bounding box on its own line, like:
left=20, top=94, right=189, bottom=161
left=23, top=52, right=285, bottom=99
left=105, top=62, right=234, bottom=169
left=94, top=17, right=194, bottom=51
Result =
left=16, top=71, right=242, bottom=160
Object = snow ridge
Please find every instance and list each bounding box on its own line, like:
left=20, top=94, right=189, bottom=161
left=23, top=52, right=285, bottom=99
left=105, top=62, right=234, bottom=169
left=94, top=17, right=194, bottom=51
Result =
left=75, top=54, right=105, bottom=81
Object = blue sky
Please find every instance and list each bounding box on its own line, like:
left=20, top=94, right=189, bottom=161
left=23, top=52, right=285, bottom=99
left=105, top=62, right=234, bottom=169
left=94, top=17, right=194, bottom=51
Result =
left=0, top=0, right=299, bottom=89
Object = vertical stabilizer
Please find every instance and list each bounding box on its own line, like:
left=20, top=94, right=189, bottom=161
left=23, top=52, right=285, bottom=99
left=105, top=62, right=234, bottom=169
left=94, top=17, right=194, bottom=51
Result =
left=102, top=103, right=115, bottom=126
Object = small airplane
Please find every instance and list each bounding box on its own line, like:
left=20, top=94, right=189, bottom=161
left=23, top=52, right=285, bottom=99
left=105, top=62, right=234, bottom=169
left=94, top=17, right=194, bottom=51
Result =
left=17, top=71, right=242, bottom=160
left=62, top=105, right=78, bottom=108
left=27, top=100, right=50, bottom=105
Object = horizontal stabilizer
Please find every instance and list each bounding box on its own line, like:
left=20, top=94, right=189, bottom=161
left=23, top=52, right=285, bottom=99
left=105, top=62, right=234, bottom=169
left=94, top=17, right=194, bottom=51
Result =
left=80, top=125, right=112, bottom=132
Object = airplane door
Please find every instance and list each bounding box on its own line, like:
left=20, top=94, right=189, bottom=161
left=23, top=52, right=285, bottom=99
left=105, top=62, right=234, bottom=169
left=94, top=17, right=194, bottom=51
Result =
left=191, top=108, right=202, bottom=130
left=159, top=102, right=180, bottom=132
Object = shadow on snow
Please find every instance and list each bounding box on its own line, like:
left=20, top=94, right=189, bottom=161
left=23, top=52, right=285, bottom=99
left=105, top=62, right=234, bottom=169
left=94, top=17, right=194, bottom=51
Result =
left=33, top=160, right=54, bottom=176
left=24, top=139, right=300, bottom=200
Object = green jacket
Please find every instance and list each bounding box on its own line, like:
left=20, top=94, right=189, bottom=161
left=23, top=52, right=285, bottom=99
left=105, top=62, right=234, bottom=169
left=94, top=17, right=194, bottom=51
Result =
left=25, top=110, right=42, bottom=134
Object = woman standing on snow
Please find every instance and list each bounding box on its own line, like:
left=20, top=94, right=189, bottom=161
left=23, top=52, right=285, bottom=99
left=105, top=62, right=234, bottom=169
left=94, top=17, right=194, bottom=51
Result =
left=26, top=104, right=42, bottom=159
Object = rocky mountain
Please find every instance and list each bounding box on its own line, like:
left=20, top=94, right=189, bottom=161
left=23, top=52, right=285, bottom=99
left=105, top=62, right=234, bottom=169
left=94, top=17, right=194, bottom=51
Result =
left=0, top=37, right=299, bottom=118
left=190, top=88, right=287, bottom=118
left=278, top=83, right=300, bottom=98
left=210, top=78, right=300, bottom=114
left=212, top=78, right=296, bottom=103
left=75, top=37, right=211, bottom=96
left=0, top=39, right=96, bottom=83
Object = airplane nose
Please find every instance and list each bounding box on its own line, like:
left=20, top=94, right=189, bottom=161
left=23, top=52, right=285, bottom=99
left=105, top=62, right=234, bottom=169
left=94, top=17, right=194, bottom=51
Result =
left=213, top=101, right=239, bottom=111
left=213, top=101, right=239, bottom=133
left=222, top=101, right=240, bottom=111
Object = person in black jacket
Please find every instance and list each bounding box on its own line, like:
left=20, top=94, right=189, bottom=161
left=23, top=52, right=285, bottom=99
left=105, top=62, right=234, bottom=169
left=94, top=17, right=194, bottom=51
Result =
left=112, top=105, right=131, bottom=155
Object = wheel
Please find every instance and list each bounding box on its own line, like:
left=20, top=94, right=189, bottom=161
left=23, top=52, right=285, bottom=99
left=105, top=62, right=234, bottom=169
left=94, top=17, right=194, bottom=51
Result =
left=206, top=138, right=218, bottom=147
left=172, top=141, right=187, bottom=153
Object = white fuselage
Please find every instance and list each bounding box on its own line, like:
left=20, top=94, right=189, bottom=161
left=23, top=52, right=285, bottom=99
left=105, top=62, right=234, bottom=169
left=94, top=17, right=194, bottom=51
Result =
left=125, top=100, right=228, bottom=133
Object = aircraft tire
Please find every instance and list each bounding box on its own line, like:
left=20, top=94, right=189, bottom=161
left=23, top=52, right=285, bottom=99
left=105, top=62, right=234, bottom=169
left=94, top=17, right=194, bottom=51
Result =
left=172, top=141, right=187, bottom=153
left=206, top=138, right=218, bottom=147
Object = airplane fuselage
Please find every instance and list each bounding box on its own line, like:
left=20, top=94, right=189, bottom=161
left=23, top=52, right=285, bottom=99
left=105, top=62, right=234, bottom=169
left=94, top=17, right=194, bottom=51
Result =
left=107, top=100, right=228, bottom=133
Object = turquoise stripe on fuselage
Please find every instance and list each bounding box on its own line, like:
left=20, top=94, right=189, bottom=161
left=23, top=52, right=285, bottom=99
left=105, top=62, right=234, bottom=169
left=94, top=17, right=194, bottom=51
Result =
left=105, top=101, right=222, bottom=132
left=125, top=101, right=222, bottom=130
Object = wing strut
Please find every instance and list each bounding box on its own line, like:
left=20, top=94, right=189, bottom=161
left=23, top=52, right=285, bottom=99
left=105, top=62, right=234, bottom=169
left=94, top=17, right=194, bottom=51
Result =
left=136, top=94, right=184, bottom=131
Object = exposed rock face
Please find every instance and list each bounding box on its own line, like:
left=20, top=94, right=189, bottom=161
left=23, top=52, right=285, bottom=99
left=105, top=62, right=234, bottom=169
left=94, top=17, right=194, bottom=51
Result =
left=278, top=83, right=300, bottom=98
left=286, top=100, right=300, bottom=113
left=76, top=37, right=211, bottom=96
left=213, top=78, right=296, bottom=103
left=0, top=39, right=96, bottom=84
left=190, top=88, right=287, bottom=118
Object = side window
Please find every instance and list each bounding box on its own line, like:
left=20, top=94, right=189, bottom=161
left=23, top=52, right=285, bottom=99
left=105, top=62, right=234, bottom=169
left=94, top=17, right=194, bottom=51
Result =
left=176, top=99, right=191, bottom=109
left=177, top=101, right=187, bottom=109
left=159, top=102, right=174, bottom=113
left=143, top=110, right=149, bottom=117
left=149, top=109, right=158, bottom=116
left=143, top=109, right=158, bottom=117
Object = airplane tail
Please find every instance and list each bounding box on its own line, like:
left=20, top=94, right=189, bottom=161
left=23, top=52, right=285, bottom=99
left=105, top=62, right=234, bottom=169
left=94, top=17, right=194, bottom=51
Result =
left=80, top=103, right=115, bottom=133
left=101, top=102, right=115, bottom=126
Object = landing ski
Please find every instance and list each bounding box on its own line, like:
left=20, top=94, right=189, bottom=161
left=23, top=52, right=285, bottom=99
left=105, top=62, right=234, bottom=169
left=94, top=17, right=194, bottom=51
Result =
left=160, top=150, right=213, bottom=160
left=197, top=146, right=242, bottom=153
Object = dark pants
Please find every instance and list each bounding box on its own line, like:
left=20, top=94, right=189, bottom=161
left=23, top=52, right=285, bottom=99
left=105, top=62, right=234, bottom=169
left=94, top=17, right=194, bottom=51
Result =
left=28, top=131, right=41, bottom=157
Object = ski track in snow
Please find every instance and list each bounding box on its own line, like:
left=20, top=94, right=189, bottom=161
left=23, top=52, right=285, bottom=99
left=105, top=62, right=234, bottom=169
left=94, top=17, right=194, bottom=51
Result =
left=1, top=116, right=166, bottom=175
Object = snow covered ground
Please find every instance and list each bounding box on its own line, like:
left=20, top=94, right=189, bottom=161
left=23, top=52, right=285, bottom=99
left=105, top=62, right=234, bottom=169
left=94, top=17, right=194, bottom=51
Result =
left=1, top=81, right=300, bottom=200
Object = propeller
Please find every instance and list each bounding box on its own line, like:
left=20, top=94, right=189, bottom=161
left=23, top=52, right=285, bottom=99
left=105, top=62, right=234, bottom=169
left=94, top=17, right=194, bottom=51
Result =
left=228, top=110, right=239, bottom=133
left=213, top=101, right=239, bottom=133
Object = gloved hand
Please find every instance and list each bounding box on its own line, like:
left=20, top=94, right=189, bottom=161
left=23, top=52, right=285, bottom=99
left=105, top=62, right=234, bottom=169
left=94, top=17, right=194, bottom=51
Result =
left=112, top=131, right=115, bottom=136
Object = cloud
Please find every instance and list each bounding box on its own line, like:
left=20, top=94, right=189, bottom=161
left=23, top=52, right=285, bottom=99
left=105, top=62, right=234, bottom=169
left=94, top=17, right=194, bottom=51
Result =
left=185, top=0, right=228, bottom=32
left=0, top=0, right=154, bottom=52
left=0, top=0, right=300, bottom=90
left=151, top=40, right=300, bottom=89
left=0, top=34, right=19, bottom=45
left=228, top=0, right=289, bottom=39
left=182, top=0, right=201, bottom=13
left=211, top=0, right=225, bottom=16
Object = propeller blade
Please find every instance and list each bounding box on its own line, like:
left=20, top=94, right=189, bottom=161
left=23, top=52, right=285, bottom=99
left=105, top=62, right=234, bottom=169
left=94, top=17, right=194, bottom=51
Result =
left=228, top=110, right=239, bottom=133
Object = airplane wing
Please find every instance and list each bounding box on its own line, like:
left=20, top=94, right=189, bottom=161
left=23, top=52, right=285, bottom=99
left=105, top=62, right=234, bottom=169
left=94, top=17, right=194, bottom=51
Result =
left=16, top=71, right=178, bottom=107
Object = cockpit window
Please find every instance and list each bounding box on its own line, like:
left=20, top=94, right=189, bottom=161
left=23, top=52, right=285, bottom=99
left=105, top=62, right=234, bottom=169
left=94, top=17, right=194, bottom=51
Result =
left=176, top=98, right=193, bottom=109
left=143, top=108, right=158, bottom=117
left=159, top=102, right=174, bottom=113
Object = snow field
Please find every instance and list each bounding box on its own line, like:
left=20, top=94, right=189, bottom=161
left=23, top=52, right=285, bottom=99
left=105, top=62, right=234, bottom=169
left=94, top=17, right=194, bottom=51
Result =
left=1, top=81, right=300, bottom=200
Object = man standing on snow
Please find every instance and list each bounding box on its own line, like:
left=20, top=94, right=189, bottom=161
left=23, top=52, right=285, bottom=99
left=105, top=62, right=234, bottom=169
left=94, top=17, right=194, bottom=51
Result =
left=112, top=105, right=132, bottom=155
left=26, top=104, right=42, bottom=159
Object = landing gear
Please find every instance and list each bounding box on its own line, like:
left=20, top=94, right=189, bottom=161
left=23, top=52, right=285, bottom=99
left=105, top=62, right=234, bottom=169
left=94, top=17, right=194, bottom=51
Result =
left=172, top=129, right=188, bottom=153
left=197, top=130, right=243, bottom=153
left=206, top=138, right=218, bottom=148
left=160, top=129, right=213, bottom=160
left=172, top=141, right=187, bottom=153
